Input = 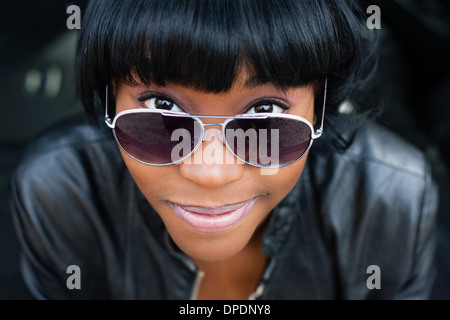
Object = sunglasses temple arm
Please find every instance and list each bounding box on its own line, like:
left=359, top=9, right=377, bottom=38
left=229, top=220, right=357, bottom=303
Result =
left=313, top=78, right=327, bottom=139
left=105, top=85, right=114, bottom=128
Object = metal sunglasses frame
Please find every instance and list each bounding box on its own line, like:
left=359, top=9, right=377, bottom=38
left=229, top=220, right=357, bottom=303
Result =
left=105, top=79, right=327, bottom=168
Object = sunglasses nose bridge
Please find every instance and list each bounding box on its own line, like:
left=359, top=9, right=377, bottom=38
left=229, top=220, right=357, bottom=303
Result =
left=202, top=123, right=225, bottom=143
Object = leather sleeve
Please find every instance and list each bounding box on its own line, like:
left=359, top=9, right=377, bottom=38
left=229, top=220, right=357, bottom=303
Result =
left=393, top=162, right=439, bottom=299
left=8, top=146, right=110, bottom=300
left=8, top=119, right=121, bottom=300
left=310, top=121, right=440, bottom=300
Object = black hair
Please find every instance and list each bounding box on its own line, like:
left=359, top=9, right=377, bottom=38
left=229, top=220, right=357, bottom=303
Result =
left=76, top=0, right=380, bottom=150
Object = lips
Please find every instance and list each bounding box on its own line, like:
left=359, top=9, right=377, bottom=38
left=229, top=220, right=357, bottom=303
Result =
left=170, top=198, right=257, bottom=232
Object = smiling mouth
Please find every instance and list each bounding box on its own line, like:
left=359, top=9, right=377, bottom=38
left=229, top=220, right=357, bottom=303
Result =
left=168, top=198, right=258, bottom=232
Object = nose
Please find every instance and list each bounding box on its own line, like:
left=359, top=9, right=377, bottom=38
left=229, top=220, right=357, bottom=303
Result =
left=179, top=128, right=245, bottom=188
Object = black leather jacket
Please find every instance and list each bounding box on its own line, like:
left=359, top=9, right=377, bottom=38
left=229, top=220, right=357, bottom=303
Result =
left=9, top=115, right=438, bottom=300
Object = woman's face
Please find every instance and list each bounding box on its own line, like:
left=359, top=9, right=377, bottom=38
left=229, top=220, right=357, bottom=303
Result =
left=114, top=73, right=315, bottom=263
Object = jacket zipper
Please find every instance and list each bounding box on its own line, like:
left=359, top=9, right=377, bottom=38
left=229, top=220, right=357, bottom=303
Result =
left=190, top=270, right=205, bottom=300
left=248, top=283, right=265, bottom=300
left=189, top=271, right=267, bottom=300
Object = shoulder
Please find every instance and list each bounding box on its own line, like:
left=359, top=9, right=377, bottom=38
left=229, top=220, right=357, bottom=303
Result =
left=312, top=118, right=438, bottom=224
left=344, top=120, right=426, bottom=178
left=11, top=114, right=126, bottom=194
left=10, top=115, right=130, bottom=220
left=311, top=119, right=433, bottom=195
left=316, top=119, right=438, bottom=236
left=14, top=114, right=117, bottom=171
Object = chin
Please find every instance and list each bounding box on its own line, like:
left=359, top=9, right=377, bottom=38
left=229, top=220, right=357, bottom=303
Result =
left=168, top=222, right=255, bottom=263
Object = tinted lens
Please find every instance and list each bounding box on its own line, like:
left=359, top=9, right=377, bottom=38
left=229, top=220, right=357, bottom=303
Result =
left=114, top=112, right=202, bottom=164
left=224, top=117, right=312, bottom=166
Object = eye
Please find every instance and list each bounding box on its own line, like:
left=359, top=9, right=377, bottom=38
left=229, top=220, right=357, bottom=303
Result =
left=245, top=100, right=288, bottom=114
left=143, top=96, right=182, bottom=112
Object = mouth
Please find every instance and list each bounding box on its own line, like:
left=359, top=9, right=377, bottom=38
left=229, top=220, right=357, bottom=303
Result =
left=168, top=198, right=257, bottom=232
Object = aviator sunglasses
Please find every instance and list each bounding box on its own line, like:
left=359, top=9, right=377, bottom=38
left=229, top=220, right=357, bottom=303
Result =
left=105, top=79, right=327, bottom=168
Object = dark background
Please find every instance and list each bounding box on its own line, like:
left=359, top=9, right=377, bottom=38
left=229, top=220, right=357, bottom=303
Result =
left=0, top=0, right=449, bottom=299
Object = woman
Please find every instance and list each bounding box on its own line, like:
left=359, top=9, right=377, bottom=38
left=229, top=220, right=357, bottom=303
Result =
left=10, top=0, right=438, bottom=299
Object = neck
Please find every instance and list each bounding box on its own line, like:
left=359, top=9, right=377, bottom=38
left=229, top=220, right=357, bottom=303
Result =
left=192, top=222, right=269, bottom=300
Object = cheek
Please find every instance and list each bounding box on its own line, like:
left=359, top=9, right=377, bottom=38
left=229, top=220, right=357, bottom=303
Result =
left=257, top=157, right=307, bottom=201
left=120, top=149, right=171, bottom=196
